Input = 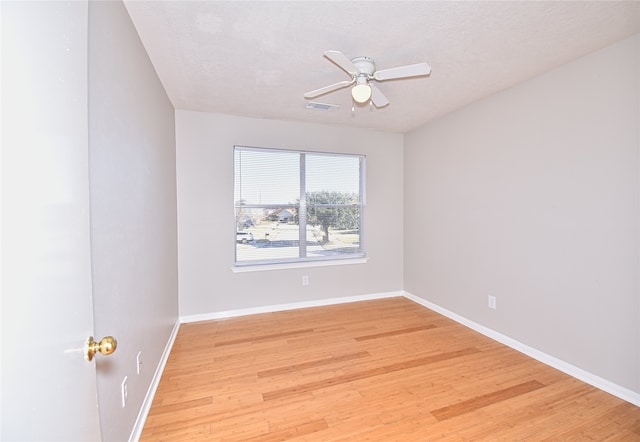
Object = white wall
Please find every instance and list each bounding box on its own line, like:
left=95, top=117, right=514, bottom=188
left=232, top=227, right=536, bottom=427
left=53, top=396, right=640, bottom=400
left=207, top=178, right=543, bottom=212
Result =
left=88, top=2, right=179, bottom=441
left=404, top=34, right=640, bottom=393
left=176, top=111, right=403, bottom=317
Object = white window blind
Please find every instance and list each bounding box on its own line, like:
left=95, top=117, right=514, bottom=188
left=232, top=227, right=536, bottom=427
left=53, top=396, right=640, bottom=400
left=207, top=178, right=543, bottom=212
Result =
left=234, top=146, right=365, bottom=266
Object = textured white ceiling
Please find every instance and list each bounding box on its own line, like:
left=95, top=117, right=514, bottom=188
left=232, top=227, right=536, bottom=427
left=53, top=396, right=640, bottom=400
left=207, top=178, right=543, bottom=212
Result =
left=124, top=1, right=640, bottom=133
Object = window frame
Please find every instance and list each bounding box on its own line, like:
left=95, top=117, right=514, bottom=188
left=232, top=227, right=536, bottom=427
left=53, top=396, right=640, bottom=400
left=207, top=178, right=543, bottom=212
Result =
left=234, top=145, right=366, bottom=268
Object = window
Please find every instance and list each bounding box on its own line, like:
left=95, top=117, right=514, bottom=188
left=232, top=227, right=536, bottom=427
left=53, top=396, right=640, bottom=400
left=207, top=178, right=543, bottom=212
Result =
left=234, top=146, right=365, bottom=267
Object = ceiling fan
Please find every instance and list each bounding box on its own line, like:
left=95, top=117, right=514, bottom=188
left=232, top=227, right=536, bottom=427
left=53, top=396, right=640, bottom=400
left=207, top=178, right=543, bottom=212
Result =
left=304, top=50, right=431, bottom=108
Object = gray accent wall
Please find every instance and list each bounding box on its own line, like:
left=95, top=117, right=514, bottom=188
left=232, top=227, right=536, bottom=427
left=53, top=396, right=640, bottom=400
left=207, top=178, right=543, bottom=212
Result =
left=175, top=111, right=404, bottom=317
left=88, top=2, right=179, bottom=441
left=404, top=34, right=640, bottom=393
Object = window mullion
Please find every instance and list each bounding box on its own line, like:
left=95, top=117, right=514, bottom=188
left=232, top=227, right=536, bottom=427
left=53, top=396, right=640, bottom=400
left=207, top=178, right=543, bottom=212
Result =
left=299, top=153, right=307, bottom=258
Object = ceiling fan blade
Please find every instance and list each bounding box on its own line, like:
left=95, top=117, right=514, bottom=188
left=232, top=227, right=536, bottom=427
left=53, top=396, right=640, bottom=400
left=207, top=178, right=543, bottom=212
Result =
left=370, top=83, right=390, bottom=108
left=304, top=80, right=353, bottom=99
left=373, top=62, right=431, bottom=81
left=324, top=50, right=359, bottom=76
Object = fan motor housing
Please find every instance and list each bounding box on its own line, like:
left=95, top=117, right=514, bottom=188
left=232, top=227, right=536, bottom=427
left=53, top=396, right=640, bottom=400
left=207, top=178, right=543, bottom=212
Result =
left=351, top=56, right=376, bottom=75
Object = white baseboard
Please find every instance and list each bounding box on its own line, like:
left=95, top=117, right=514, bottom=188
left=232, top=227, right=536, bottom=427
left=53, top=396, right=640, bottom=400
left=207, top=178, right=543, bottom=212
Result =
left=180, top=291, right=403, bottom=323
left=403, top=291, right=640, bottom=407
left=129, top=319, right=181, bottom=442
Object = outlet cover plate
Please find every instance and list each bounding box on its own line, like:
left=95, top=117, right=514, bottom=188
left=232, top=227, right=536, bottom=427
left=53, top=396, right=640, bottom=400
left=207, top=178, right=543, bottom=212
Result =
left=121, top=376, right=128, bottom=407
left=136, top=351, right=142, bottom=375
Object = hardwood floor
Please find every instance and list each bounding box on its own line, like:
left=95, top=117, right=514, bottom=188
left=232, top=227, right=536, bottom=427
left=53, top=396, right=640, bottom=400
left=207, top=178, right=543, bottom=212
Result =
left=141, top=297, right=640, bottom=441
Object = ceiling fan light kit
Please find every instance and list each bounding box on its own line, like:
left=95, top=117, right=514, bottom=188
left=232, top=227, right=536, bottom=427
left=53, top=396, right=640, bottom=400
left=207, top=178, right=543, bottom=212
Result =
left=304, top=50, right=431, bottom=108
left=352, top=84, right=372, bottom=103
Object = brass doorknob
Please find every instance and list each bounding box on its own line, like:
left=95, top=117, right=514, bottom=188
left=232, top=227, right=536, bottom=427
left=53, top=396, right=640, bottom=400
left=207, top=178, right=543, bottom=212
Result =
left=85, top=336, right=117, bottom=362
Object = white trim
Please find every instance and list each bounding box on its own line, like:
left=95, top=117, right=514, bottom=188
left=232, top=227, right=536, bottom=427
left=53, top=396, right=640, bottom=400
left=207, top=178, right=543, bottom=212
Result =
left=231, top=257, right=368, bottom=273
left=402, top=291, right=640, bottom=407
left=180, top=291, right=401, bottom=323
left=128, top=319, right=181, bottom=442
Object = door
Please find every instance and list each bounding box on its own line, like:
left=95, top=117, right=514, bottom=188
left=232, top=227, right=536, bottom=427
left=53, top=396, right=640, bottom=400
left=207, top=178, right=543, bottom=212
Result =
left=1, top=1, right=102, bottom=440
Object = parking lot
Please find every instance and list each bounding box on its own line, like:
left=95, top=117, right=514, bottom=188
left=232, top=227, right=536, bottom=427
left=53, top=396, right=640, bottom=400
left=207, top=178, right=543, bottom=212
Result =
left=236, top=221, right=360, bottom=261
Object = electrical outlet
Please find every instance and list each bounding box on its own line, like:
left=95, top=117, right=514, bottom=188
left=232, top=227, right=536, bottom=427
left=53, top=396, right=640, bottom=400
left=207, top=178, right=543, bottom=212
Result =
left=136, top=351, right=142, bottom=375
left=121, top=376, right=128, bottom=407
left=488, top=295, right=497, bottom=310
left=302, top=275, right=309, bottom=286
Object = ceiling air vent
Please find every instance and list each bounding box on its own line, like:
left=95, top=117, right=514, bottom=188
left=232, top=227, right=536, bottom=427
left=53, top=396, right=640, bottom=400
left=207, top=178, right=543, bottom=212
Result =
left=306, top=101, right=340, bottom=112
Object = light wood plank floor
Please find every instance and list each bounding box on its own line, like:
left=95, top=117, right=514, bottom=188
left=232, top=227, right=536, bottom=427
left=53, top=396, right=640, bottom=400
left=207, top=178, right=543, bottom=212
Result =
left=141, top=297, right=640, bottom=441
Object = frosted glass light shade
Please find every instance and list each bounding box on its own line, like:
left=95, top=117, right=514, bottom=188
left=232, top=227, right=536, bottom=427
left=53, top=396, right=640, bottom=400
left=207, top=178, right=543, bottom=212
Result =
left=351, top=84, right=372, bottom=103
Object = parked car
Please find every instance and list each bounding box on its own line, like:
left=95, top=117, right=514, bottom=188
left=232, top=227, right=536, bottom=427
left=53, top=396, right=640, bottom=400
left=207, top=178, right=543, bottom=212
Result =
left=236, top=231, right=254, bottom=244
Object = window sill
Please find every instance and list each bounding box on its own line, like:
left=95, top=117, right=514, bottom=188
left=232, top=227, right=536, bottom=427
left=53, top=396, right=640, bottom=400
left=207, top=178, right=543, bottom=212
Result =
left=231, top=257, right=368, bottom=273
